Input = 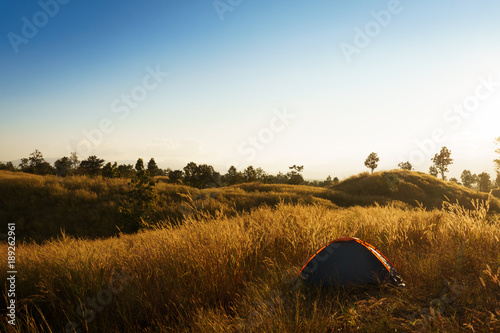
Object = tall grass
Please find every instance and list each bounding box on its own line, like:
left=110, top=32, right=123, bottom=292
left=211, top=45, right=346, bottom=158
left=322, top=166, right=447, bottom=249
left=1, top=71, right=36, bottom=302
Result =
left=1, top=199, right=499, bottom=332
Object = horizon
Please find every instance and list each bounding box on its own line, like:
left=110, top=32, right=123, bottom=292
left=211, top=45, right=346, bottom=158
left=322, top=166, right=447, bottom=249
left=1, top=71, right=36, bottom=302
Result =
left=1, top=1, right=500, bottom=180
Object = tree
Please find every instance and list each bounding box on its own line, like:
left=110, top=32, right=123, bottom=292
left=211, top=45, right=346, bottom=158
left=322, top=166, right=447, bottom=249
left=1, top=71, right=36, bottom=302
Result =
left=54, top=157, right=72, bottom=177
left=20, top=150, right=54, bottom=175
left=450, top=177, right=460, bottom=184
left=429, top=165, right=438, bottom=177
left=364, top=152, right=379, bottom=174
left=431, top=147, right=453, bottom=180
left=333, top=176, right=340, bottom=184
left=119, top=168, right=158, bottom=233
left=69, top=152, right=79, bottom=171
left=117, top=164, right=136, bottom=178
left=168, top=169, right=183, bottom=184
left=496, top=172, right=500, bottom=188
left=183, top=162, right=219, bottom=188
left=225, top=166, right=242, bottom=185
left=78, top=155, right=104, bottom=176
left=398, top=161, right=413, bottom=170
left=478, top=172, right=491, bottom=192
left=102, top=162, right=119, bottom=178
left=147, top=158, right=161, bottom=177
left=255, top=167, right=269, bottom=183
left=135, top=158, right=144, bottom=172
left=287, top=165, right=304, bottom=185
left=0, top=161, right=16, bottom=172
left=461, top=170, right=476, bottom=188
left=243, top=166, right=257, bottom=182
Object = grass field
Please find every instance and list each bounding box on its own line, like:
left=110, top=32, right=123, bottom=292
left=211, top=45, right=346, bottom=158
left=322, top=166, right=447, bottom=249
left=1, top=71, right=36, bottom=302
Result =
left=1, top=171, right=500, bottom=332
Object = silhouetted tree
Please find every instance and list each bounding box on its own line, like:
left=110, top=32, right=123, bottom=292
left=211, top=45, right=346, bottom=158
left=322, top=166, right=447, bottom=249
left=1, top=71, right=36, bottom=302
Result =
left=450, top=177, right=460, bottom=184
left=78, top=155, right=104, bottom=176
left=19, top=150, right=54, bottom=175
left=255, top=167, right=270, bottom=183
left=0, top=161, right=16, bottom=172
left=333, top=176, right=340, bottom=184
left=168, top=169, right=183, bottom=184
left=287, top=165, right=304, bottom=185
left=102, top=162, right=119, bottom=178
left=54, top=157, right=72, bottom=177
left=183, top=162, right=219, bottom=188
left=496, top=172, right=500, bottom=188
left=431, top=147, right=453, bottom=180
left=225, top=166, right=242, bottom=185
left=135, top=158, right=145, bottom=172
left=478, top=172, right=491, bottom=192
left=243, top=166, right=257, bottom=182
left=117, top=164, right=136, bottom=178
left=398, top=161, right=413, bottom=170
left=364, top=153, right=379, bottom=174
left=147, top=158, right=161, bottom=176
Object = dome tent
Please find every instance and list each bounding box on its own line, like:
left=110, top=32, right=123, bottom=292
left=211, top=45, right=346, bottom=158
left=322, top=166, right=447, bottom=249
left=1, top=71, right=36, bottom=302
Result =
left=299, top=237, right=404, bottom=287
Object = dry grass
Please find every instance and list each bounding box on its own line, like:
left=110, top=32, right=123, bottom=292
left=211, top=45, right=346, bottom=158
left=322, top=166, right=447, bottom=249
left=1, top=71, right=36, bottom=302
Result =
left=1, top=197, right=500, bottom=332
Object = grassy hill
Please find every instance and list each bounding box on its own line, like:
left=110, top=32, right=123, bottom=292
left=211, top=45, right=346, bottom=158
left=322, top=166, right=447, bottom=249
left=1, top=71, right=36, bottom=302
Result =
left=1, top=170, right=500, bottom=331
left=330, top=169, right=500, bottom=211
left=1, top=170, right=498, bottom=242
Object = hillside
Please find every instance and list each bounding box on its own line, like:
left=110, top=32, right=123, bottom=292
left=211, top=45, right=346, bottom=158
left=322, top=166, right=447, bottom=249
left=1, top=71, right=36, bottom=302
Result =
left=330, top=169, right=500, bottom=211
left=0, top=170, right=498, bottom=242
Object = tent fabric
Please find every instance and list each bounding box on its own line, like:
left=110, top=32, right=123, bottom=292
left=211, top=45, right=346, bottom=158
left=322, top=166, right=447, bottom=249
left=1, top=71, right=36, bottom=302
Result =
left=299, top=237, right=404, bottom=287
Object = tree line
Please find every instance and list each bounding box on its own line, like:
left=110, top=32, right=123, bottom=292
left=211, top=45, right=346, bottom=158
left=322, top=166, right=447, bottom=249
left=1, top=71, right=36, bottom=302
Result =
left=0, top=150, right=341, bottom=188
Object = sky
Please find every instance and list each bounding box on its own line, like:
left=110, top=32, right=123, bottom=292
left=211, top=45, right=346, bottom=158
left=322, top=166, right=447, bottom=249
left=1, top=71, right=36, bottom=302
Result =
left=1, top=0, right=499, bottom=180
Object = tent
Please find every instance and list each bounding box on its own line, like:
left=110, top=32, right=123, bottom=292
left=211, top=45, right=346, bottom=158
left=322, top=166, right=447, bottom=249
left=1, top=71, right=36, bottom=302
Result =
left=299, top=237, right=404, bottom=287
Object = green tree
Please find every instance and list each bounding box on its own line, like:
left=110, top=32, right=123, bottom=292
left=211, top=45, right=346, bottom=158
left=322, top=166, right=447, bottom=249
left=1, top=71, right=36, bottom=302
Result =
left=461, top=170, right=476, bottom=188
left=431, top=147, right=453, bottom=180
left=429, top=165, right=438, bottom=177
left=364, top=152, right=379, bottom=174
left=119, top=169, right=158, bottom=233
left=478, top=172, right=491, bottom=192
left=398, top=161, right=413, bottom=170
left=78, top=155, right=105, bottom=176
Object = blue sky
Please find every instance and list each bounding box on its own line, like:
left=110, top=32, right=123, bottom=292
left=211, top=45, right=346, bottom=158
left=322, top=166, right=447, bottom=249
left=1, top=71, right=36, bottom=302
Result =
left=1, top=0, right=499, bottom=179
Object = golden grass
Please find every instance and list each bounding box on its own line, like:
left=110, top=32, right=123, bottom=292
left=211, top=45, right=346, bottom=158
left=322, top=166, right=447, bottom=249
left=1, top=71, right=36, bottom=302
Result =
left=1, top=199, right=499, bottom=332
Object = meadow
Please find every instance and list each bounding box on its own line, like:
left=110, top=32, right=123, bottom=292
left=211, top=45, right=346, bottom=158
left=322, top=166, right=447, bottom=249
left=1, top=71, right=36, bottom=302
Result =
left=1, top=170, right=500, bottom=332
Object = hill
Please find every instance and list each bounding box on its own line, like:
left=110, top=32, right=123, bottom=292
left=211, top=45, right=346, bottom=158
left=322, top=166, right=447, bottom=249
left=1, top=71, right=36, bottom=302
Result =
left=329, top=169, right=500, bottom=211
left=1, top=170, right=499, bottom=242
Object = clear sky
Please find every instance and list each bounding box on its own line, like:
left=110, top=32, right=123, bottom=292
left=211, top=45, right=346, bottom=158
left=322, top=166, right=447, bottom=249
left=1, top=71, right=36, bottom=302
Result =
left=1, top=0, right=499, bottom=179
